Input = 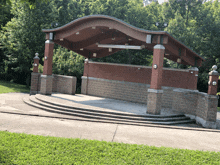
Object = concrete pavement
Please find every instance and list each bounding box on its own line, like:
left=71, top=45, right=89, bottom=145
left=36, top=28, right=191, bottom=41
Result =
left=0, top=93, right=220, bottom=152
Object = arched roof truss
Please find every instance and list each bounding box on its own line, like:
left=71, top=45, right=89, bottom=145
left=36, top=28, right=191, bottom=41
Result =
left=42, top=15, right=204, bottom=67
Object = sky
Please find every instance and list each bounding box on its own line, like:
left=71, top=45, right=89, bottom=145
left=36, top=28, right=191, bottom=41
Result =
left=158, top=0, right=164, bottom=4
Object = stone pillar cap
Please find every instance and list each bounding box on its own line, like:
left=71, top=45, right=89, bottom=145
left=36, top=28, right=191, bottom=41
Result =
left=33, top=53, right=40, bottom=60
left=209, top=65, right=219, bottom=75
left=85, top=58, right=93, bottom=62
left=45, top=40, right=54, bottom=44
left=154, top=44, right=165, bottom=50
left=189, top=67, right=199, bottom=71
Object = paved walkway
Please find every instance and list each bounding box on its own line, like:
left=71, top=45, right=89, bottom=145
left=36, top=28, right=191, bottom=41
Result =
left=0, top=93, right=220, bottom=152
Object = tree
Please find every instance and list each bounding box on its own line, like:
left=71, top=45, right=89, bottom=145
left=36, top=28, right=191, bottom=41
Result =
left=0, top=0, right=57, bottom=85
left=89, top=0, right=157, bottom=65
left=0, top=0, right=48, bottom=8
left=165, top=0, right=220, bottom=92
left=52, top=46, right=85, bottom=93
left=0, top=3, right=13, bottom=79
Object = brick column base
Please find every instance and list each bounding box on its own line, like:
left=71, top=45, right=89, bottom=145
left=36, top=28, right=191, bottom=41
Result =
left=196, top=94, right=218, bottom=128
left=81, top=76, right=88, bottom=94
left=147, top=89, right=163, bottom=115
left=30, top=73, right=41, bottom=95
left=205, top=96, right=218, bottom=122
left=40, top=75, right=53, bottom=95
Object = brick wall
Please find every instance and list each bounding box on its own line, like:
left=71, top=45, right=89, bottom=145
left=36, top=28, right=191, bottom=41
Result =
left=81, top=76, right=199, bottom=107
left=82, top=76, right=149, bottom=104
left=172, top=89, right=198, bottom=115
left=81, top=76, right=218, bottom=128
left=52, top=74, right=77, bottom=94
left=30, top=73, right=76, bottom=95
left=196, top=93, right=218, bottom=122
left=196, top=93, right=208, bottom=119
left=84, top=61, right=198, bottom=89
left=163, top=68, right=198, bottom=89
left=161, top=87, right=174, bottom=109
left=83, top=62, right=152, bottom=84
left=30, top=73, right=41, bottom=95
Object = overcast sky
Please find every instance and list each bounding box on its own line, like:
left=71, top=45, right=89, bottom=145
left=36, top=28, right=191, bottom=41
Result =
left=158, top=0, right=164, bottom=4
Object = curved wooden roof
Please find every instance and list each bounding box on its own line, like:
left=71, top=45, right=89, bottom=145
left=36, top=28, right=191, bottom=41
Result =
left=42, top=15, right=204, bottom=66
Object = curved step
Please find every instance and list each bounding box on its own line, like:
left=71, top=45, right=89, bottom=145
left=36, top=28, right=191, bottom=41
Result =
left=23, top=96, right=196, bottom=126
left=29, top=96, right=191, bottom=122
left=35, top=94, right=185, bottom=118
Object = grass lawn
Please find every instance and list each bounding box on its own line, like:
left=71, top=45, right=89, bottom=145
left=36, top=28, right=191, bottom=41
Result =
left=0, top=80, right=29, bottom=94
left=0, top=131, right=219, bottom=165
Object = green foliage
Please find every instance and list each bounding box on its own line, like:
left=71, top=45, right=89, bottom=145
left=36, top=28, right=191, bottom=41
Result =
left=164, top=0, right=220, bottom=92
left=89, top=0, right=157, bottom=65
left=1, top=0, right=220, bottom=93
left=0, top=131, right=220, bottom=164
left=52, top=47, right=85, bottom=94
left=0, top=0, right=57, bottom=85
left=0, top=0, right=48, bottom=9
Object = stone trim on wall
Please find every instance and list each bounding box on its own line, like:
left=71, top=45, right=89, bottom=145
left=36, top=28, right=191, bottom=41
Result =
left=148, top=89, right=163, bottom=93
left=88, top=61, right=152, bottom=69
left=82, top=76, right=151, bottom=87
left=88, top=61, right=191, bottom=72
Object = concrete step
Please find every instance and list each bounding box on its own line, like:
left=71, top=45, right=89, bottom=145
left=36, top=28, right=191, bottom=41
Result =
left=23, top=96, right=196, bottom=126
left=35, top=94, right=186, bottom=118
left=29, top=96, right=191, bottom=122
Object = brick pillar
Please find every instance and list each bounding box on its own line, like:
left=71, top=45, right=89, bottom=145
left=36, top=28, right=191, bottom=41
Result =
left=43, top=40, right=54, bottom=75
left=208, top=65, right=219, bottom=95
left=40, top=39, right=54, bottom=95
left=196, top=65, right=219, bottom=128
left=40, top=75, right=53, bottom=95
left=188, top=67, right=199, bottom=90
left=30, top=53, right=40, bottom=95
left=147, top=44, right=165, bottom=115
left=33, top=53, right=40, bottom=73
left=81, top=58, right=89, bottom=95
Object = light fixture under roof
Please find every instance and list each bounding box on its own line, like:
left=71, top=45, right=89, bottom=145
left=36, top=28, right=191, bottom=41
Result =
left=60, top=38, right=64, bottom=41
left=109, top=27, right=112, bottom=29
left=92, top=27, right=96, bottom=29
left=165, top=53, right=169, bottom=56
left=76, top=32, right=79, bottom=35
left=98, top=44, right=143, bottom=50
left=80, top=48, right=83, bottom=51
left=93, top=53, right=97, bottom=57
left=112, top=38, right=115, bottom=40
left=177, top=58, right=181, bottom=63
left=109, top=48, right=112, bottom=52
left=128, top=39, right=132, bottom=41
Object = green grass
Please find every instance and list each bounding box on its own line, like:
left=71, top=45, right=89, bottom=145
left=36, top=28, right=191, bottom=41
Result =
left=0, top=80, right=29, bottom=94
left=0, top=131, right=219, bottom=165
